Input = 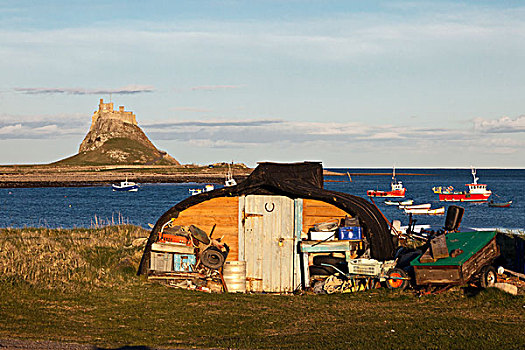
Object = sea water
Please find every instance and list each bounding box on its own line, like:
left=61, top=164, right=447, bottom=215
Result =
left=0, top=169, right=523, bottom=232
left=325, top=168, right=524, bottom=233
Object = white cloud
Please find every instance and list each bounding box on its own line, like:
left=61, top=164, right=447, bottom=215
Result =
left=33, top=124, right=59, bottom=133
left=0, top=124, right=22, bottom=134
left=0, top=113, right=88, bottom=139
left=473, top=115, right=525, bottom=133
left=1, top=4, right=524, bottom=67
left=13, top=85, right=155, bottom=95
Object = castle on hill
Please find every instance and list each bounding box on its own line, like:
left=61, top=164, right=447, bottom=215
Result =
left=91, top=98, right=137, bottom=127
left=65, top=99, right=180, bottom=165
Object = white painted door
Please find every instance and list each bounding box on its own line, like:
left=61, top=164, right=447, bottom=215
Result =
left=239, top=195, right=297, bottom=292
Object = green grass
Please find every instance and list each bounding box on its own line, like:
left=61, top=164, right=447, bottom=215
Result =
left=1, top=226, right=524, bottom=349
left=53, top=137, right=174, bottom=166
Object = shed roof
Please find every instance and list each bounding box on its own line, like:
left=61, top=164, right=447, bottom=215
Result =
left=138, top=162, right=395, bottom=275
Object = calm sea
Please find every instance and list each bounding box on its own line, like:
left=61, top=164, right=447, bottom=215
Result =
left=0, top=168, right=523, bottom=232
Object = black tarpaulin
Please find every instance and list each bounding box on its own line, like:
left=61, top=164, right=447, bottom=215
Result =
left=138, top=162, right=395, bottom=275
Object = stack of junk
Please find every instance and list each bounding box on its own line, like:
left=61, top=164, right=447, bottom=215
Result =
left=138, top=162, right=525, bottom=295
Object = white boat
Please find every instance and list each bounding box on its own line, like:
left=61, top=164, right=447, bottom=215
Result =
left=367, top=166, right=406, bottom=198
left=189, top=184, right=215, bottom=196
left=112, top=178, right=139, bottom=192
left=435, top=168, right=492, bottom=202
left=385, top=199, right=414, bottom=206
left=404, top=206, right=445, bottom=215
left=399, top=203, right=431, bottom=210
left=225, top=163, right=237, bottom=187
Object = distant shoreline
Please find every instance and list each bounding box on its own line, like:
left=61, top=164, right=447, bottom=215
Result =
left=0, top=165, right=252, bottom=188
left=324, top=170, right=436, bottom=176
left=0, top=166, right=448, bottom=188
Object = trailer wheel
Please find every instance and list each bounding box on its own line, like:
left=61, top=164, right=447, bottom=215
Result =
left=386, top=268, right=408, bottom=291
left=479, top=266, right=497, bottom=288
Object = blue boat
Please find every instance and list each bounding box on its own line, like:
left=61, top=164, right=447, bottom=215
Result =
left=112, top=179, right=139, bottom=192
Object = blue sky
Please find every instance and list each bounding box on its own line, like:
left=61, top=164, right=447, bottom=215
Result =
left=1, top=0, right=524, bottom=167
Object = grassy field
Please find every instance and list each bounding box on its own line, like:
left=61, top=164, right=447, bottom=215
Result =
left=1, top=226, right=524, bottom=349
left=53, top=137, right=177, bottom=166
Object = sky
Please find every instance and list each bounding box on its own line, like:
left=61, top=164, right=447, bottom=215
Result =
left=1, top=0, right=524, bottom=168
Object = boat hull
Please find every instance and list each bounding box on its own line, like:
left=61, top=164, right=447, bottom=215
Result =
left=488, top=201, right=512, bottom=208
left=438, top=193, right=490, bottom=202
left=404, top=207, right=445, bottom=215
left=112, top=185, right=139, bottom=192
left=400, top=203, right=431, bottom=210
left=367, top=189, right=406, bottom=198
left=385, top=199, right=413, bottom=206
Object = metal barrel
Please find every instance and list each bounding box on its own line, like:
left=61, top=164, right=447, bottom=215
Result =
left=223, top=261, right=247, bottom=293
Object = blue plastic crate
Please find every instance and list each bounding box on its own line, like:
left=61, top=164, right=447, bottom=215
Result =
left=337, top=226, right=362, bottom=240
left=173, top=254, right=197, bottom=272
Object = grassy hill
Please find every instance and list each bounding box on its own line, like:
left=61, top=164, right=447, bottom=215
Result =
left=0, top=226, right=524, bottom=349
left=53, top=137, right=177, bottom=166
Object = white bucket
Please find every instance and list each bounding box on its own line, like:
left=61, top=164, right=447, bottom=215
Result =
left=223, top=261, right=247, bottom=293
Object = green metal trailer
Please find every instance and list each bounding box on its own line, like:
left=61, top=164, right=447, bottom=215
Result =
left=411, top=231, right=499, bottom=287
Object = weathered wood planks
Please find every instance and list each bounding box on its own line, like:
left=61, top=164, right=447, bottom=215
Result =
left=302, top=199, right=352, bottom=233
left=170, top=197, right=239, bottom=260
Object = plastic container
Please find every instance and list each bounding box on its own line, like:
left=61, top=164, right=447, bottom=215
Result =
left=223, top=261, right=247, bottom=293
left=150, top=252, right=173, bottom=272
left=173, top=254, right=196, bottom=272
left=309, top=230, right=336, bottom=241
left=337, top=226, right=362, bottom=240
left=347, top=258, right=382, bottom=276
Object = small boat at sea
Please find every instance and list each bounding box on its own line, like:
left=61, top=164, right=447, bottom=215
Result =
left=399, top=203, right=431, bottom=210
left=112, top=178, right=139, bottom=192
left=435, top=168, right=492, bottom=202
left=189, top=184, right=215, bottom=196
left=385, top=199, right=414, bottom=206
left=404, top=206, right=445, bottom=215
left=225, top=163, right=237, bottom=187
left=367, top=166, right=406, bottom=198
left=488, top=200, right=512, bottom=208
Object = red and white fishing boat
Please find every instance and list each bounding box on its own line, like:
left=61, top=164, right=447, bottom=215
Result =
left=436, top=168, right=492, bottom=202
left=367, top=167, right=406, bottom=198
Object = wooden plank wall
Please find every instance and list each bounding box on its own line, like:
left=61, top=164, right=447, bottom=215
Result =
left=169, top=197, right=239, bottom=260
left=302, top=199, right=352, bottom=235
left=168, top=197, right=352, bottom=261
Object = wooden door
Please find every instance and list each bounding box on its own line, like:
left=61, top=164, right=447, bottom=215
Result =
left=239, top=195, right=300, bottom=292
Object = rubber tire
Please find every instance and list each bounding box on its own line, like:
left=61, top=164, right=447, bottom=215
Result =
left=312, top=256, right=349, bottom=274
left=385, top=268, right=409, bottom=291
left=200, top=247, right=225, bottom=269
left=479, top=265, right=497, bottom=288
left=309, top=265, right=334, bottom=276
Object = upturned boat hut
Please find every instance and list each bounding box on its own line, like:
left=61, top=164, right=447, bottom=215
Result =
left=138, top=162, right=395, bottom=292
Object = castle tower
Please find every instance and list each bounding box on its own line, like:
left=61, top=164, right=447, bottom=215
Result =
left=90, top=98, right=137, bottom=127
